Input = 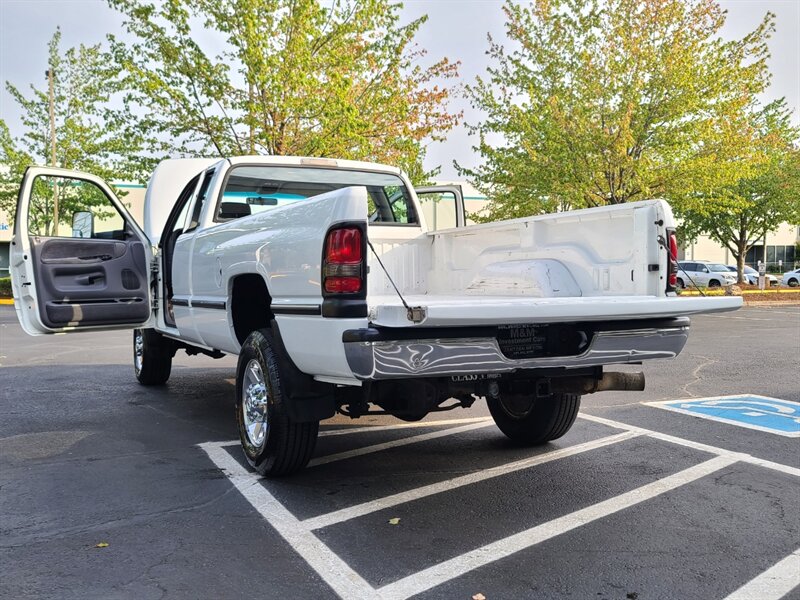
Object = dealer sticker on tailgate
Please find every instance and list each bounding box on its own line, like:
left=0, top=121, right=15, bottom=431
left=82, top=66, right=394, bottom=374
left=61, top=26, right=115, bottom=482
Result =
left=496, top=325, right=548, bottom=359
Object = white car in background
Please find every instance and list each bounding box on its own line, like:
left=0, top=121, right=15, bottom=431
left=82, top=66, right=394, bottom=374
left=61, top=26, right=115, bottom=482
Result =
left=676, top=261, right=737, bottom=288
left=782, top=268, right=800, bottom=287
left=725, top=265, right=778, bottom=286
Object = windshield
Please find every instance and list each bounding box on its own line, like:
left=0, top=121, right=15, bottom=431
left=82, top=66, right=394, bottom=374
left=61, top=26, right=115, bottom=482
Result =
left=707, top=264, right=729, bottom=272
left=743, top=266, right=757, bottom=274
left=217, top=165, right=417, bottom=225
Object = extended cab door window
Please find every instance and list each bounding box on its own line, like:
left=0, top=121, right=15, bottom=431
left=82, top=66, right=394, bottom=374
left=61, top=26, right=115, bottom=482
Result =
left=415, top=185, right=465, bottom=230
left=184, top=170, right=215, bottom=233
left=10, top=167, right=153, bottom=335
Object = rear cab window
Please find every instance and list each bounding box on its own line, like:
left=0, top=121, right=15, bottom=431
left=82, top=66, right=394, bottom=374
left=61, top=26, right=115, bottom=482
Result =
left=214, top=165, right=418, bottom=226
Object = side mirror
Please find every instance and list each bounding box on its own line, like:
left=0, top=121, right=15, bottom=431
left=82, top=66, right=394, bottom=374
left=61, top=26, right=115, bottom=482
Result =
left=72, top=211, right=94, bottom=238
left=702, top=267, right=709, bottom=273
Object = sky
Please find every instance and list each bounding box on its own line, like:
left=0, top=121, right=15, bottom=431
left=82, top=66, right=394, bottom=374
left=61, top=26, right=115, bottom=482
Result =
left=0, top=0, right=798, bottom=179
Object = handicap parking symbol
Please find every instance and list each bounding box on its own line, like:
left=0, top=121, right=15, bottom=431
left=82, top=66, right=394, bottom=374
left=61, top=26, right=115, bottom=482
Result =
left=648, top=395, right=800, bottom=437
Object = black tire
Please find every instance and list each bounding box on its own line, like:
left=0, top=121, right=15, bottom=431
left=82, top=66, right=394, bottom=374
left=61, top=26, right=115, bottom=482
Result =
left=134, top=328, right=173, bottom=385
left=488, top=392, right=581, bottom=445
left=708, top=279, right=721, bottom=288
left=788, top=278, right=799, bottom=288
left=236, top=329, right=319, bottom=477
left=675, top=278, right=685, bottom=290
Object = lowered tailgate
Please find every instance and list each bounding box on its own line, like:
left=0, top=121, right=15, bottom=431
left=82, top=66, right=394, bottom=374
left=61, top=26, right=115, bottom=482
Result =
left=367, top=294, right=742, bottom=328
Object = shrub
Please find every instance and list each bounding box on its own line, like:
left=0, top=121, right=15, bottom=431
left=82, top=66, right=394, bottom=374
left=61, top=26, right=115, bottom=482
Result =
left=0, top=277, right=11, bottom=298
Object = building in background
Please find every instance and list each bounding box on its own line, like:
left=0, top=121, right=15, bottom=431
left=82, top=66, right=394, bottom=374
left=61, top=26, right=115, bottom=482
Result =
left=678, top=223, right=799, bottom=271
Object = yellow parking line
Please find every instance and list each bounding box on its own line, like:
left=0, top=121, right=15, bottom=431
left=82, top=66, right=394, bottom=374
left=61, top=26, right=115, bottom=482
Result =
left=680, top=289, right=797, bottom=296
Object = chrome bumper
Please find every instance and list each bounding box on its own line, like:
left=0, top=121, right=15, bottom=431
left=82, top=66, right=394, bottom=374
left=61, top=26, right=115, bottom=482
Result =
left=343, top=324, right=689, bottom=380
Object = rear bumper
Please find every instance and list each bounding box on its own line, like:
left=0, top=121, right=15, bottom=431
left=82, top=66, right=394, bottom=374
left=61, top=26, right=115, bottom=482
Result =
left=343, top=318, right=690, bottom=380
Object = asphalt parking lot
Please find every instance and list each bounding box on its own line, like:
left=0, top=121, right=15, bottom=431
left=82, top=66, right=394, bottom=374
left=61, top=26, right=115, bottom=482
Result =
left=1, top=305, right=798, bottom=600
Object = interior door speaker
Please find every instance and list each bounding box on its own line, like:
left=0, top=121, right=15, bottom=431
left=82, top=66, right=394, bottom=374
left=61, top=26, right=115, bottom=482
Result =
left=121, top=269, right=140, bottom=290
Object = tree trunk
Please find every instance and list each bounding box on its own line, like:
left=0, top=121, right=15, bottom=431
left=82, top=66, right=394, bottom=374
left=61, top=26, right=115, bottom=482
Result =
left=736, top=216, right=747, bottom=284
left=736, top=246, right=746, bottom=284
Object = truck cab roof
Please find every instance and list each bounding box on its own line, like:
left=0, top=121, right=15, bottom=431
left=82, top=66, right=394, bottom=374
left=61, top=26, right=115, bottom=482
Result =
left=143, top=156, right=403, bottom=245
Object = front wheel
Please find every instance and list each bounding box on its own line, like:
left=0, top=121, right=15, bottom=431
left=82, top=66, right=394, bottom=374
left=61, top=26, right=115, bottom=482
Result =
left=134, top=328, right=173, bottom=385
left=708, top=279, right=721, bottom=288
left=788, top=278, right=799, bottom=287
left=235, top=329, right=319, bottom=477
left=488, top=393, right=581, bottom=445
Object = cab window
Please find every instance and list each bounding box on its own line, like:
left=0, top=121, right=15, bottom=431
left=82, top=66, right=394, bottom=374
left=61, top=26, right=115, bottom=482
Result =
left=216, top=165, right=418, bottom=225
left=417, top=190, right=459, bottom=230
left=28, top=175, right=127, bottom=240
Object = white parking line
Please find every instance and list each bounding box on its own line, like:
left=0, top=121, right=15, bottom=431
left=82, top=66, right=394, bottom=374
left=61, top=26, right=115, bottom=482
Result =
left=723, top=548, right=800, bottom=600
left=706, top=315, right=776, bottom=322
left=201, top=414, right=796, bottom=600
left=307, top=421, right=493, bottom=468
left=579, top=413, right=800, bottom=478
left=200, top=442, right=378, bottom=599
left=319, top=417, right=492, bottom=437
left=302, top=431, right=641, bottom=530
left=377, top=455, right=738, bottom=600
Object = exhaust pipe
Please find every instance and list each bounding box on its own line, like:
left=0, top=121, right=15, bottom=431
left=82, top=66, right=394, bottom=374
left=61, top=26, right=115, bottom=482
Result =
left=551, top=371, right=645, bottom=395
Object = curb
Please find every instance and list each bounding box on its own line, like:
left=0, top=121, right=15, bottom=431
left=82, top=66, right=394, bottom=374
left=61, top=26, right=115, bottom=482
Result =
left=0, top=298, right=13, bottom=305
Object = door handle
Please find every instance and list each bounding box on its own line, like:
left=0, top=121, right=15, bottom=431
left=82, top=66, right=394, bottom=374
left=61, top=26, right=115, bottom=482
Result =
left=78, top=254, right=113, bottom=261
left=76, top=273, right=105, bottom=285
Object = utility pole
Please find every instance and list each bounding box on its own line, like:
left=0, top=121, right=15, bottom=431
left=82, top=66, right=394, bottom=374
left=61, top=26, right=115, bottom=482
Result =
left=249, top=81, right=255, bottom=154
left=47, top=68, right=58, bottom=235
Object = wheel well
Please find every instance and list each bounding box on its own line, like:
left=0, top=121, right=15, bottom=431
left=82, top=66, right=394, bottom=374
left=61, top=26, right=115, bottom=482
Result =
left=230, top=274, right=273, bottom=346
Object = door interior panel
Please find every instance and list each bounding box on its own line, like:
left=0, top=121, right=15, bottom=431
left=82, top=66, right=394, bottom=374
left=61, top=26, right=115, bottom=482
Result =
left=30, top=236, right=150, bottom=328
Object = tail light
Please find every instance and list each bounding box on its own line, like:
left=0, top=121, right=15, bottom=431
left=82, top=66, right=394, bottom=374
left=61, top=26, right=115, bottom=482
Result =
left=323, top=226, right=364, bottom=294
left=666, top=228, right=678, bottom=291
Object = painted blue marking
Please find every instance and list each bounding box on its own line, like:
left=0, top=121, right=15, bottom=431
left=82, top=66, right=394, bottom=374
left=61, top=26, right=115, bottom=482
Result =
left=651, top=395, right=800, bottom=437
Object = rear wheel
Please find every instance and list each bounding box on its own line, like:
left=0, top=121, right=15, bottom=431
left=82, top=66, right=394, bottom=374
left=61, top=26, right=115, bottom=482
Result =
left=488, top=392, right=581, bottom=445
left=236, top=329, right=319, bottom=477
left=675, top=278, right=685, bottom=290
left=133, top=328, right=173, bottom=385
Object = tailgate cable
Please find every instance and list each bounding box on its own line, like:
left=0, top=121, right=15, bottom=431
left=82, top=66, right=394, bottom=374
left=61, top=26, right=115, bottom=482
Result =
left=366, top=239, right=426, bottom=323
left=657, top=235, right=706, bottom=297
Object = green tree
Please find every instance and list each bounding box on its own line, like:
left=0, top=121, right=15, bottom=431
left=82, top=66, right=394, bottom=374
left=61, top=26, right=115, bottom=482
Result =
left=459, top=0, right=776, bottom=220
left=679, top=100, right=800, bottom=283
left=0, top=29, right=148, bottom=234
left=107, top=0, right=459, bottom=181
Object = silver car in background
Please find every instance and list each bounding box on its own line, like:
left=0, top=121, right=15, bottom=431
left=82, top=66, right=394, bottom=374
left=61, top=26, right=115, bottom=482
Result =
left=725, top=265, right=778, bottom=286
left=782, top=268, right=800, bottom=287
left=676, top=261, right=737, bottom=289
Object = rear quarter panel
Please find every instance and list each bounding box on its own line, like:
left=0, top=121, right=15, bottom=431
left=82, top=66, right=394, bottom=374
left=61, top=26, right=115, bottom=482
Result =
left=189, top=186, right=369, bottom=352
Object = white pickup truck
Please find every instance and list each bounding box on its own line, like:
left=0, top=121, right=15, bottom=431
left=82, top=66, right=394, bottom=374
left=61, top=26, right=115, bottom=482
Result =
left=10, top=157, right=741, bottom=475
